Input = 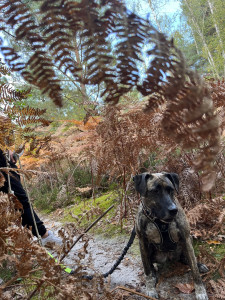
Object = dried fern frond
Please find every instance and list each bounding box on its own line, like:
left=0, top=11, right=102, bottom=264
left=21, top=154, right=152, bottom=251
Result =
left=40, top=1, right=81, bottom=78
left=0, top=1, right=63, bottom=106
left=0, top=172, right=5, bottom=188
left=162, top=73, right=221, bottom=191
left=0, top=84, right=29, bottom=101
left=0, top=59, right=10, bottom=75
left=16, top=116, right=51, bottom=127
left=208, top=78, right=225, bottom=108
left=4, top=105, right=46, bottom=117
left=0, top=0, right=221, bottom=189
left=208, top=78, right=225, bottom=136
left=0, top=59, right=51, bottom=150
left=209, top=278, right=225, bottom=299
left=85, top=103, right=171, bottom=182
left=0, top=191, right=119, bottom=299
left=209, top=279, right=225, bottom=299
left=0, top=114, right=17, bottom=149
left=187, top=196, right=225, bottom=239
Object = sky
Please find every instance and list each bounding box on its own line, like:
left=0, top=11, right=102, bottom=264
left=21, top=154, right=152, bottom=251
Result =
left=126, top=0, right=180, bottom=14
left=125, top=0, right=181, bottom=32
left=157, top=0, right=181, bottom=15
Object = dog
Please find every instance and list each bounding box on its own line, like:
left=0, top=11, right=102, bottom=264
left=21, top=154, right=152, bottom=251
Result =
left=134, top=172, right=208, bottom=300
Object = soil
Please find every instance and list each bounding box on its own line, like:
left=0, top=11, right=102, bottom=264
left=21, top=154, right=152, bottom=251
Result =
left=41, top=215, right=199, bottom=300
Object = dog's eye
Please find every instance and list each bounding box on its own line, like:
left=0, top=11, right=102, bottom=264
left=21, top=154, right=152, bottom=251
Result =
left=166, top=187, right=174, bottom=195
left=147, top=189, right=159, bottom=195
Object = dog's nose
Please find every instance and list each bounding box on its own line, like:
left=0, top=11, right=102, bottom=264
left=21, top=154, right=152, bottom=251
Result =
left=169, top=207, right=178, bottom=216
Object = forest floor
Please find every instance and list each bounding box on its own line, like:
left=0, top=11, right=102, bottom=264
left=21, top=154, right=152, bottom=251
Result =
left=40, top=212, right=199, bottom=300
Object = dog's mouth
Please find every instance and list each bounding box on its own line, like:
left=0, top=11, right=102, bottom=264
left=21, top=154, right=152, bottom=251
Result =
left=142, top=204, right=176, bottom=223
left=160, top=217, right=174, bottom=223
left=151, top=208, right=176, bottom=223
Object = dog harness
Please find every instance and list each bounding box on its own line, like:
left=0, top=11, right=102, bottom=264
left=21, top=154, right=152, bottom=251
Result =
left=152, top=219, right=177, bottom=252
left=141, top=202, right=177, bottom=252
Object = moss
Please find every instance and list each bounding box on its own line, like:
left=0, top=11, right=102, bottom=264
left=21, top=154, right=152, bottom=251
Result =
left=21, top=278, right=55, bottom=299
left=0, top=263, right=15, bottom=282
left=193, top=239, right=225, bottom=261
left=94, top=222, right=126, bottom=238
left=206, top=243, right=225, bottom=260
left=128, top=237, right=140, bottom=256
left=39, top=207, right=52, bottom=214
left=61, top=122, right=75, bottom=132
left=63, top=191, right=120, bottom=230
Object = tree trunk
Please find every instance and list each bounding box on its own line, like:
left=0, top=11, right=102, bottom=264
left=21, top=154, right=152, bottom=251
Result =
left=207, top=0, right=225, bottom=76
left=183, top=0, right=219, bottom=78
left=147, top=0, right=162, bottom=32
left=190, top=26, right=200, bottom=55
left=74, top=38, right=89, bottom=104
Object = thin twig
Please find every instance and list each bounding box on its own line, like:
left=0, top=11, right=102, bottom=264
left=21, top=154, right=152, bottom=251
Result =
left=1, top=275, right=20, bottom=289
left=60, top=204, right=114, bottom=261
left=112, top=286, right=157, bottom=300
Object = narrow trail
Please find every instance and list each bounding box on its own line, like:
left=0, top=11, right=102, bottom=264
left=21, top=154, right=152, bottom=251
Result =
left=41, top=214, right=198, bottom=300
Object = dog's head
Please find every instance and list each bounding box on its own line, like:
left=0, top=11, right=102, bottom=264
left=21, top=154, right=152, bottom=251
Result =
left=133, top=172, right=179, bottom=223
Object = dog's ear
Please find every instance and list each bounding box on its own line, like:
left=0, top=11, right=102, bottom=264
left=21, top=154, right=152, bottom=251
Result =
left=164, top=173, right=179, bottom=193
left=133, top=173, right=152, bottom=196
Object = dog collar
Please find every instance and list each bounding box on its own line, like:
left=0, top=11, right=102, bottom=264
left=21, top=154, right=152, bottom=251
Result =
left=141, top=201, right=156, bottom=221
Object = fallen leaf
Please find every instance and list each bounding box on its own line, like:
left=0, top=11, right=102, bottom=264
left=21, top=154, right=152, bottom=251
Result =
left=206, top=240, right=221, bottom=245
left=174, top=283, right=195, bottom=294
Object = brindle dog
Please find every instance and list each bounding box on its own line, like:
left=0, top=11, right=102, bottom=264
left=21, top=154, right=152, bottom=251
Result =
left=134, top=172, right=208, bottom=300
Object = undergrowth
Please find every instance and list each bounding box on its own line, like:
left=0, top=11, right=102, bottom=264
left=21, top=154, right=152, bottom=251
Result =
left=194, top=240, right=225, bottom=261
left=29, top=163, right=109, bottom=211
left=0, top=192, right=121, bottom=299
left=63, top=191, right=132, bottom=237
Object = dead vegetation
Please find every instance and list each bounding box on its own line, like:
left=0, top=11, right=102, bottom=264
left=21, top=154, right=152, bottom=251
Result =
left=0, top=192, right=130, bottom=299
left=0, top=0, right=222, bottom=190
left=0, top=0, right=224, bottom=298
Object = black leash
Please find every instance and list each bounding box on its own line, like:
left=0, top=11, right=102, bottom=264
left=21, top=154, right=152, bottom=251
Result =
left=82, top=227, right=136, bottom=280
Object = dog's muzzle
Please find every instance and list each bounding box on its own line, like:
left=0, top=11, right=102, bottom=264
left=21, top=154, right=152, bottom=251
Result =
left=142, top=201, right=178, bottom=223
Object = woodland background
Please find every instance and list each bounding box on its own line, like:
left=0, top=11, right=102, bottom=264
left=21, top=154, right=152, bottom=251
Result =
left=0, top=0, right=225, bottom=299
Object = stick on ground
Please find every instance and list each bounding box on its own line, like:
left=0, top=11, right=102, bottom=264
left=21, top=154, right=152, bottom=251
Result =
left=112, top=286, right=157, bottom=300
left=60, top=204, right=114, bottom=262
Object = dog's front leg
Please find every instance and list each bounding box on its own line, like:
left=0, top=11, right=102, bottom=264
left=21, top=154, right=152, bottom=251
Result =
left=184, top=236, right=208, bottom=300
left=176, top=202, right=208, bottom=300
left=139, top=239, right=158, bottom=299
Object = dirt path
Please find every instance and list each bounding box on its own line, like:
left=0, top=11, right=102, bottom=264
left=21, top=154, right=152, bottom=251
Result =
left=41, top=215, right=198, bottom=300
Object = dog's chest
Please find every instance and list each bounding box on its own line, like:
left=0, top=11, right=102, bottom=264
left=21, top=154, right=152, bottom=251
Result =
left=145, top=220, right=180, bottom=247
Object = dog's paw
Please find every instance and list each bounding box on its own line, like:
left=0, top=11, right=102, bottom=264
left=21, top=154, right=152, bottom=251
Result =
left=195, top=293, right=208, bottom=300
left=195, top=283, right=208, bottom=300
left=146, top=289, right=159, bottom=299
left=197, top=263, right=209, bottom=273
left=145, top=275, right=158, bottom=298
